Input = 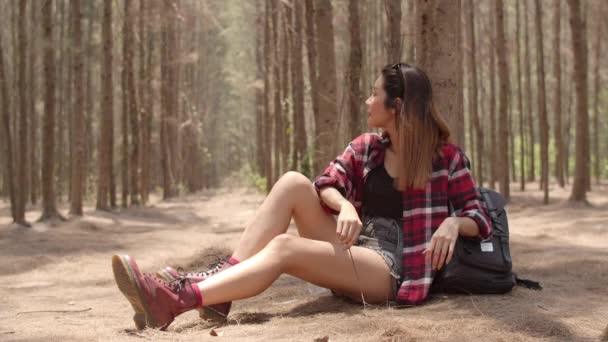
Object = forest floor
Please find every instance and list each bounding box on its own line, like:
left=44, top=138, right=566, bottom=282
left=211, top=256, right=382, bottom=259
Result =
left=0, top=181, right=607, bottom=342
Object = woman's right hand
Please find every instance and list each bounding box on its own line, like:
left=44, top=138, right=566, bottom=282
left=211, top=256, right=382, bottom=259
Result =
left=336, top=202, right=362, bottom=249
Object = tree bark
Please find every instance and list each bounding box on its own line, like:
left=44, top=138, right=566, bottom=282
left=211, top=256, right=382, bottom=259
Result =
left=567, top=0, right=590, bottom=202
left=96, top=0, right=114, bottom=211
left=69, top=0, right=85, bottom=215
left=415, top=0, right=464, bottom=147
left=534, top=0, right=549, bottom=204
left=466, top=0, right=483, bottom=185
left=0, top=25, right=18, bottom=223
left=495, top=0, right=509, bottom=200
left=263, top=0, right=273, bottom=192
left=523, top=0, right=535, bottom=183
left=160, top=0, right=177, bottom=198
left=29, top=0, right=40, bottom=205
left=290, top=0, right=307, bottom=172
left=124, top=0, right=140, bottom=206
left=552, top=1, right=564, bottom=188
left=591, top=1, right=604, bottom=185
left=16, top=0, right=29, bottom=225
left=40, top=0, right=63, bottom=221
left=515, top=0, right=525, bottom=191
left=384, top=0, right=401, bottom=63
left=313, top=0, right=339, bottom=176
left=347, top=0, right=362, bottom=141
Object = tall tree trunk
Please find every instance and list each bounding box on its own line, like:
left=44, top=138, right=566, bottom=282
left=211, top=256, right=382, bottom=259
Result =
left=124, top=0, right=140, bottom=206
left=488, top=2, right=497, bottom=190
left=304, top=0, right=319, bottom=171
left=567, top=0, right=589, bottom=203
left=515, top=0, right=525, bottom=191
left=263, top=0, right=273, bottom=192
left=281, top=3, right=290, bottom=174
left=348, top=0, right=362, bottom=141
left=83, top=0, right=95, bottom=201
left=523, top=0, right=535, bottom=182
left=290, top=0, right=307, bottom=172
left=69, top=0, right=84, bottom=215
left=255, top=3, right=265, bottom=175
left=121, top=3, right=130, bottom=207
left=553, top=1, right=564, bottom=188
left=313, top=0, right=339, bottom=176
left=0, top=27, right=18, bottom=222
left=160, top=0, right=177, bottom=198
left=534, top=0, right=549, bottom=204
left=40, top=0, right=62, bottom=221
left=495, top=0, right=510, bottom=200
left=140, top=0, right=151, bottom=204
left=271, top=0, right=281, bottom=185
left=384, top=0, right=401, bottom=63
left=406, top=0, right=415, bottom=62
left=415, top=0, right=464, bottom=147
left=96, top=0, right=114, bottom=211
left=29, top=0, right=40, bottom=205
left=16, top=0, right=29, bottom=225
left=591, top=1, right=604, bottom=186
left=466, top=0, right=483, bottom=185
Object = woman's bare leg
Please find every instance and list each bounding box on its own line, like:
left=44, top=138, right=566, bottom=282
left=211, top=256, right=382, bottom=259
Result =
left=231, top=171, right=340, bottom=261
left=199, top=234, right=395, bottom=305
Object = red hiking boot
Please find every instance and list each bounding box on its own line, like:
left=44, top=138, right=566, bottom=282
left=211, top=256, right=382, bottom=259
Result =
left=112, top=255, right=202, bottom=330
left=155, top=258, right=236, bottom=322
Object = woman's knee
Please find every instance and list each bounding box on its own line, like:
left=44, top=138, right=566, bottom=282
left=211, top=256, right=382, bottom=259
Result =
left=263, top=234, right=298, bottom=267
left=276, top=171, right=311, bottom=193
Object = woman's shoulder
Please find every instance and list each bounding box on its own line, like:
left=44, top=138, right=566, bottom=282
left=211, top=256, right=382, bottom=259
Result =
left=437, top=142, right=471, bottom=171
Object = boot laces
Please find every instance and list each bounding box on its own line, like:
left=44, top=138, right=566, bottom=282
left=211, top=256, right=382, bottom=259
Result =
left=175, top=255, right=229, bottom=279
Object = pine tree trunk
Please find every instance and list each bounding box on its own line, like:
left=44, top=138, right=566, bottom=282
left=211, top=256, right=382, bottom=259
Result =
left=263, top=0, right=273, bottom=192
left=160, top=0, right=177, bottom=198
left=271, top=0, right=281, bottom=186
left=313, top=0, right=339, bottom=176
left=348, top=0, right=362, bottom=141
left=16, top=0, right=29, bottom=225
left=29, top=0, right=39, bottom=205
left=121, top=4, right=130, bottom=208
left=0, top=28, right=18, bottom=222
left=591, top=2, right=603, bottom=186
left=534, top=0, right=549, bottom=204
left=515, top=0, right=525, bottom=191
left=140, top=0, right=151, bottom=204
left=488, top=2, right=497, bottom=190
left=83, top=0, right=95, bottom=202
left=40, top=0, right=62, bottom=221
left=290, top=0, right=307, bottom=172
left=384, top=0, right=401, bottom=63
left=255, top=3, right=265, bottom=175
left=415, top=0, right=463, bottom=145
left=567, top=0, right=590, bottom=202
left=495, top=0, right=510, bottom=200
left=96, top=0, right=114, bottom=211
left=553, top=1, right=564, bottom=188
left=123, top=0, right=140, bottom=206
left=69, top=0, right=84, bottom=215
left=281, top=3, right=290, bottom=174
left=523, top=0, right=535, bottom=182
left=466, top=0, right=483, bottom=185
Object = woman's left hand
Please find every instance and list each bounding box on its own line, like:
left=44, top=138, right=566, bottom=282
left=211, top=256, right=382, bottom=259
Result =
left=423, top=217, right=460, bottom=271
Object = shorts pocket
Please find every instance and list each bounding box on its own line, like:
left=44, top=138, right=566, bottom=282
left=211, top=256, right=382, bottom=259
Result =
left=367, top=217, right=400, bottom=246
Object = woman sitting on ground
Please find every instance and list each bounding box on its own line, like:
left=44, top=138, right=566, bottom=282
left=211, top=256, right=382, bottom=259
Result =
left=112, top=63, right=492, bottom=330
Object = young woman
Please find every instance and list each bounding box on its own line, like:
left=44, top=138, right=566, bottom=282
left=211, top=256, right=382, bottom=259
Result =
left=112, top=63, right=492, bottom=331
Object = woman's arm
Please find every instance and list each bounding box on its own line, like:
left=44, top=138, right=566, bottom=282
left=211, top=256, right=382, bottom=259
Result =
left=318, top=186, right=351, bottom=213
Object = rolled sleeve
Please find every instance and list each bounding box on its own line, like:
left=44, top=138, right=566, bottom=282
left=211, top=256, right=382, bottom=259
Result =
left=313, top=142, right=359, bottom=216
left=447, top=149, right=493, bottom=240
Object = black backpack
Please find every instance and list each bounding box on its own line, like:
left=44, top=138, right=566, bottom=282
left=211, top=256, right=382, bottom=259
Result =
left=431, top=187, right=541, bottom=294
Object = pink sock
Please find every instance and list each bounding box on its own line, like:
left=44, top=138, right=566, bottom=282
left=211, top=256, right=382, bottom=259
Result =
left=191, top=284, right=203, bottom=307
left=228, top=256, right=240, bottom=265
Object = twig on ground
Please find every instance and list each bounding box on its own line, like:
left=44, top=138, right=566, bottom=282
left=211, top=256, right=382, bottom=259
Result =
left=15, top=308, right=92, bottom=315
left=468, top=296, right=487, bottom=317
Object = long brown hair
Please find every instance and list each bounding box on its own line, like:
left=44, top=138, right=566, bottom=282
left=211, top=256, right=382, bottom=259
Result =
left=381, top=63, right=451, bottom=190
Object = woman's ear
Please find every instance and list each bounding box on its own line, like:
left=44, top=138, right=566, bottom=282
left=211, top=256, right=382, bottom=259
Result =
left=392, top=98, right=402, bottom=114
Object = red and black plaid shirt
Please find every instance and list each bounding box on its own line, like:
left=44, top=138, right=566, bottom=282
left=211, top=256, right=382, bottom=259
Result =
left=314, top=132, right=492, bottom=305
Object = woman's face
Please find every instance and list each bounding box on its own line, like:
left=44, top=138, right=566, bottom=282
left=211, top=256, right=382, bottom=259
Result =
left=365, top=76, right=396, bottom=129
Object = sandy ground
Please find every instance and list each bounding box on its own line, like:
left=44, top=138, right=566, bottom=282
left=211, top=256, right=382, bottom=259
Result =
left=0, top=182, right=607, bottom=342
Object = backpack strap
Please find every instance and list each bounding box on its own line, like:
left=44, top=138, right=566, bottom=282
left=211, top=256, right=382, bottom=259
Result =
left=514, top=273, right=543, bottom=290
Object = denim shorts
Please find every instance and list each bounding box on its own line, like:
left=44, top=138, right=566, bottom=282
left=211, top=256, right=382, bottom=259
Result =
left=356, top=216, right=403, bottom=298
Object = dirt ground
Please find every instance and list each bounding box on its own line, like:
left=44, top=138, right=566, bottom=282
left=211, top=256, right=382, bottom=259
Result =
left=1, top=182, right=607, bottom=342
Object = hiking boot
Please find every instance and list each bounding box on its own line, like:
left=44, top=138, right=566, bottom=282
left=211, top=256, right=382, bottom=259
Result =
left=112, top=254, right=202, bottom=330
left=155, top=258, right=236, bottom=322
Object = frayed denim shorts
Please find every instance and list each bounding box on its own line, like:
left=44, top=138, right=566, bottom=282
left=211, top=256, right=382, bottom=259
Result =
left=356, top=216, right=403, bottom=297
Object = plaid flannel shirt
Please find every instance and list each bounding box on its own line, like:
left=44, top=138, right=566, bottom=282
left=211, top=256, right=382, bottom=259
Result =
left=313, top=132, right=493, bottom=305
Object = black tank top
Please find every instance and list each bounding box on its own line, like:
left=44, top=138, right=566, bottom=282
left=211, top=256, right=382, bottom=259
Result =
left=362, top=165, right=403, bottom=219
